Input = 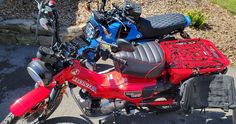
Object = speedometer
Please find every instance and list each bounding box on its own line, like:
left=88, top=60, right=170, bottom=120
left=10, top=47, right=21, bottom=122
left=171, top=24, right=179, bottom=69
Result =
left=85, top=22, right=99, bottom=39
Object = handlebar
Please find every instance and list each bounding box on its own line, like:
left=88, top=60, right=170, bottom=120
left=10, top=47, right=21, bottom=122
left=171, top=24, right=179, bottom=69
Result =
left=52, top=37, right=127, bottom=66
left=107, top=3, right=135, bottom=24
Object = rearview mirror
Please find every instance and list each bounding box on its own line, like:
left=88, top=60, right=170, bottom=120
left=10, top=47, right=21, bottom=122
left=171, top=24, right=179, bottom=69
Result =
left=117, top=39, right=135, bottom=52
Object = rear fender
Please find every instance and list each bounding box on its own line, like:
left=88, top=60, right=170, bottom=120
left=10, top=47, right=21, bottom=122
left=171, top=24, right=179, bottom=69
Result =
left=10, top=86, right=52, bottom=117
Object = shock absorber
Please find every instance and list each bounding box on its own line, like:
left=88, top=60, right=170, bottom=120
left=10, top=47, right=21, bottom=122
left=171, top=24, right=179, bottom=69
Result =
left=48, top=83, right=62, bottom=108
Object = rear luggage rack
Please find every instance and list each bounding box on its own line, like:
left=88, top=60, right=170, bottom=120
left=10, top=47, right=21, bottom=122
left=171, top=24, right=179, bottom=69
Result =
left=160, top=38, right=230, bottom=69
left=160, top=38, right=230, bottom=84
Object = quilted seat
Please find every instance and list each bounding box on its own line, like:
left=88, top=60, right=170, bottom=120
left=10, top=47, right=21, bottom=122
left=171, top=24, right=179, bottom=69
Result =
left=138, top=13, right=187, bottom=38
left=114, top=42, right=165, bottom=78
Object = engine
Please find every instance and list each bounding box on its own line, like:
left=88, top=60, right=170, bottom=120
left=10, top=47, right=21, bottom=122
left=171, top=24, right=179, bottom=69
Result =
left=78, top=89, right=126, bottom=115
left=100, top=99, right=126, bottom=114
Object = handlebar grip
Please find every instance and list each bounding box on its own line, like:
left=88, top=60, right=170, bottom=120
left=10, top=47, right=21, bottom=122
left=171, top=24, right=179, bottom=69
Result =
left=99, top=48, right=126, bottom=65
left=109, top=55, right=127, bottom=65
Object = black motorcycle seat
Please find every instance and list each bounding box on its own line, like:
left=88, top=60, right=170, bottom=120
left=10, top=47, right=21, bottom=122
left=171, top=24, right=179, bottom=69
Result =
left=114, top=42, right=165, bottom=78
left=138, top=13, right=187, bottom=38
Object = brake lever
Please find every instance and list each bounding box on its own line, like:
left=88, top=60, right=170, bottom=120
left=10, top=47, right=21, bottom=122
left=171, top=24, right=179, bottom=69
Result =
left=113, top=16, right=127, bottom=31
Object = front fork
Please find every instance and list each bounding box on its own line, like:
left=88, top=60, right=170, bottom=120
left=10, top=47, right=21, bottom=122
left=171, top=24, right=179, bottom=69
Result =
left=35, top=82, right=63, bottom=110
left=38, top=82, right=65, bottom=122
left=48, top=83, right=62, bottom=108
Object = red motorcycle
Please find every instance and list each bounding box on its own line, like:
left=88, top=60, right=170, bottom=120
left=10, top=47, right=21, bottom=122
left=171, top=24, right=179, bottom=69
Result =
left=2, top=0, right=236, bottom=124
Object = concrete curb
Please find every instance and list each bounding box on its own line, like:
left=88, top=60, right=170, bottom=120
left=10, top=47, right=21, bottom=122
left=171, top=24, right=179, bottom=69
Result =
left=0, top=18, right=84, bottom=46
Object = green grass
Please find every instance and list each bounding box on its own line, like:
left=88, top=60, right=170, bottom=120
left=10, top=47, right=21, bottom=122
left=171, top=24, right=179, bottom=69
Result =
left=212, top=0, right=236, bottom=15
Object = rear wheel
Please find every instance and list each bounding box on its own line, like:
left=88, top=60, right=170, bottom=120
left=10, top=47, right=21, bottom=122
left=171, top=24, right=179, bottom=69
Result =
left=2, top=93, right=63, bottom=124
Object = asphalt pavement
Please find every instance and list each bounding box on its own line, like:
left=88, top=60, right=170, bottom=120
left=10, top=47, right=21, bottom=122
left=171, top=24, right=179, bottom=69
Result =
left=0, top=44, right=235, bottom=124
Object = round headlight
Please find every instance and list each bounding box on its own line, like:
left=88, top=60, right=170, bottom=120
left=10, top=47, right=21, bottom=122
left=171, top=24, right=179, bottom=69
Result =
left=27, top=60, right=53, bottom=86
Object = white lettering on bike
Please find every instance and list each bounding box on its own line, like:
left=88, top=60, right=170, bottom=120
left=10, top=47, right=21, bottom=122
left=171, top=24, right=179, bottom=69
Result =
left=72, top=77, right=97, bottom=93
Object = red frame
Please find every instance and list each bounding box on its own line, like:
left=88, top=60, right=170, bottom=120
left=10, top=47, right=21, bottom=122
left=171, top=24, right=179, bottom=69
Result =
left=55, top=60, right=159, bottom=104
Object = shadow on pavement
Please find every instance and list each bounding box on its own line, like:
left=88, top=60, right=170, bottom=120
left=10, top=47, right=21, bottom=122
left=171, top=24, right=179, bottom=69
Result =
left=0, top=44, right=37, bottom=120
left=44, top=116, right=89, bottom=124
left=102, top=110, right=232, bottom=124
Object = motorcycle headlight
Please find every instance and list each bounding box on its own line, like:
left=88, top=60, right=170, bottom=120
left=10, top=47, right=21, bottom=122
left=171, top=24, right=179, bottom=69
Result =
left=85, top=22, right=99, bottom=39
left=27, top=60, right=53, bottom=86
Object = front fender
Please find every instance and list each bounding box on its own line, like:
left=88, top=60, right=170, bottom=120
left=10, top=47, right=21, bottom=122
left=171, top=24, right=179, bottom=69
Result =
left=10, top=86, right=52, bottom=117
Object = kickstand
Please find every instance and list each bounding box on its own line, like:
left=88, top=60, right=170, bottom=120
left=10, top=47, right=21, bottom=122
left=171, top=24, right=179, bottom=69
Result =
left=98, top=110, right=120, bottom=124
left=112, top=110, right=120, bottom=124
left=112, top=99, right=120, bottom=124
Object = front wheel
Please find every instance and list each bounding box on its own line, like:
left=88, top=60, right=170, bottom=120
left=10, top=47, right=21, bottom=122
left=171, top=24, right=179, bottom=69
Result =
left=2, top=93, right=63, bottom=124
left=1, top=113, right=19, bottom=124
